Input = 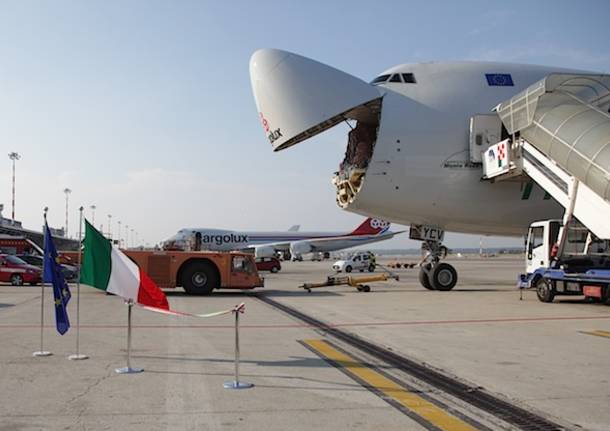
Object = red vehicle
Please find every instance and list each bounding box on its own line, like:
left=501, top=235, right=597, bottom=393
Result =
left=0, top=254, right=42, bottom=286
left=255, top=257, right=281, bottom=273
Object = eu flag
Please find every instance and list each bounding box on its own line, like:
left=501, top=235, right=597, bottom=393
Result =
left=485, top=73, right=514, bottom=87
left=44, top=223, right=71, bottom=335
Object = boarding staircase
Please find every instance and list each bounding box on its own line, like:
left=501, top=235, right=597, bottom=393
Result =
left=482, top=73, right=610, bottom=242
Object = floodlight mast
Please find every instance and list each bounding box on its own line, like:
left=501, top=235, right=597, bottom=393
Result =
left=8, top=152, right=20, bottom=225
left=90, top=205, right=96, bottom=225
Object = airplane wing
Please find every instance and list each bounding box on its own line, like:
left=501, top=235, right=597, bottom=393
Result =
left=305, top=231, right=404, bottom=250
left=287, top=225, right=300, bottom=232
left=253, top=231, right=404, bottom=257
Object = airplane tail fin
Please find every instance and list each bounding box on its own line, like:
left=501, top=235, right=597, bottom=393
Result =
left=349, top=218, right=390, bottom=236
left=288, top=225, right=300, bottom=232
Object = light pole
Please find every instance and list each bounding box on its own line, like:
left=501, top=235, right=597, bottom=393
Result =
left=125, top=225, right=129, bottom=249
left=130, top=228, right=134, bottom=248
left=90, top=205, right=96, bottom=225
left=63, top=188, right=72, bottom=238
left=107, top=214, right=112, bottom=238
left=118, top=221, right=122, bottom=247
left=8, top=152, right=20, bottom=224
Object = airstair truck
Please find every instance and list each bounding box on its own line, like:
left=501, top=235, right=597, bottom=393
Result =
left=479, top=73, right=610, bottom=303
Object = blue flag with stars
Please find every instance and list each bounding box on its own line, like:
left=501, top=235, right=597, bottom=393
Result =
left=44, top=222, right=71, bottom=335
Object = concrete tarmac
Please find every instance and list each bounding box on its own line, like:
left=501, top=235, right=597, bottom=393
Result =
left=1, top=255, right=609, bottom=430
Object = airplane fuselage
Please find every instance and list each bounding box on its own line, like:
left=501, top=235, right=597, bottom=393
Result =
left=352, top=62, right=570, bottom=236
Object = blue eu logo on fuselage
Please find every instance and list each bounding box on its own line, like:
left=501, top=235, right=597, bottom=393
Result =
left=486, top=73, right=514, bottom=86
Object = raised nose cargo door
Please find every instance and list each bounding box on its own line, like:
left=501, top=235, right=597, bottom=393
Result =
left=250, top=49, right=382, bottom=151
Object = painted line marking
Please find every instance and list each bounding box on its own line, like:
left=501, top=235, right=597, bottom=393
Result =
left=581, top=329, right=610, bottom=339
left=303, top=339, right=478, bottom=431
left=1, top=314, right=610, bottom=330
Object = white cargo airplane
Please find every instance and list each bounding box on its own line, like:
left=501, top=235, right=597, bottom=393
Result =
left=163, top=218, right=401, bottom=260
left=249, top=49, right=584, bottom=290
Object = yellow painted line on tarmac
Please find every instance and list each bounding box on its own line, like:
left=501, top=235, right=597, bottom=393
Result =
left=303, top=339, right=477, bottom=431
left=581, top=329, right=610, bottom=339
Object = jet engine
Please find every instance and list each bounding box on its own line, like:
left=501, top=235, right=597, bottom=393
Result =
left=254, top=245, right=276, bottom=258
left=289, top=241, right=312, bottom=257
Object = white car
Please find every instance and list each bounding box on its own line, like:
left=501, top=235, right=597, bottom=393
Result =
left=332, top=252, right=375, bottom=273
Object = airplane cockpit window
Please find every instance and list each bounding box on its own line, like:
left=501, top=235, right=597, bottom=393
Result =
left=370, top=74, right=390, bottom=84
left=402, top=73, right=416, bottom=83
left=389, top=74, right=402, bottom=83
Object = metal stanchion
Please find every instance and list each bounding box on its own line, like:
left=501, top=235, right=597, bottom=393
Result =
left=33, top=207, right=52, bottom=357
left=224, top=304, right=253, bottom=389
left=115, top=300, right=143, bottom=374
left=69, top=207, right=88, bottom=360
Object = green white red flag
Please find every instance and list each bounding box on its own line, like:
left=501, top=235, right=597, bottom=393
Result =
left=80, top=219, right=169, bottom=309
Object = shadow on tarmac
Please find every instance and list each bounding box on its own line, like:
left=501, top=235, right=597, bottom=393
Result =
left=143, top=367, right=367, bottom=391
left=136, top=354, right=333, bottom=368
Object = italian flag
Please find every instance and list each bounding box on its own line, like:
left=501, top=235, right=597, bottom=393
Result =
left=80, top=220, right=169, bottom=310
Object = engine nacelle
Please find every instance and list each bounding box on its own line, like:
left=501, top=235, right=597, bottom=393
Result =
left=254, top=245, right=276, bottom=258
left=290, top=241, right=312, bottom=256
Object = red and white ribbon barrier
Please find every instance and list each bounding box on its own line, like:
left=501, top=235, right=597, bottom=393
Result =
left=138, top=302, right=246, bottom=319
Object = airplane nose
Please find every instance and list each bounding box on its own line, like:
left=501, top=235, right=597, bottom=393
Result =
left=250, top=49, right=381, bottom=151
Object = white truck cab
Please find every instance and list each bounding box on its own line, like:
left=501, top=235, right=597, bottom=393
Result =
left=525, top=220, right=561, bottom=274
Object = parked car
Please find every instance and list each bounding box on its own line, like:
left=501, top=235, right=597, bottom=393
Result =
left=332, top=251, right=376, bottom=273
left=0, top=254, right=42, bottom=286
left=255, top=257, right=281, bottom=273
left=17, top=254, right=79, bottom=281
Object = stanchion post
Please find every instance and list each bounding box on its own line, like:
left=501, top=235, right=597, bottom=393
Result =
left=69, top=207, right=88, bottom=360
left=116, top=300, right=143, bottom=374
left=224, top=304, right=253, bottom=389
left=33, top=207, right=52, bottom=357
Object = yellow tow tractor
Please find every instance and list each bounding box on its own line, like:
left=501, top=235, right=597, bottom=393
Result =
left=300, top=271, right=399, bottom=293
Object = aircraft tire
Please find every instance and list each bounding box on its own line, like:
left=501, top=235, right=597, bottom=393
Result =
left=419, top=265, right=435, bottom=290
left=535, top=279, right=555, bottom=303
left=430, top=263, right=458, bottom=291
left=182, top=261, right=218, bottom=295
left=345, top=265, right=352, bottom=273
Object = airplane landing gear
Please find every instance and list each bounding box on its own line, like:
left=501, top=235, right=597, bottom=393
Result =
left=419, top=241, right=458, bottom=291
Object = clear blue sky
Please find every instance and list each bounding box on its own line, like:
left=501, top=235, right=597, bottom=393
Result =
left=1, top=0, right=609, bottom=247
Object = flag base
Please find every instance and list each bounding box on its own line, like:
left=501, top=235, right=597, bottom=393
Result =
left=115, top=366, right=143, bottom=374
left=223, top=380, right=254, bottom=390
left=68, top=354, right=89, bottom=360
left=33, top=351, right=52, bottom=357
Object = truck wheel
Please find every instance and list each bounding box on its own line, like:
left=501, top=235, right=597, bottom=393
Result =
left=536, top=279, right=555, bottom=303
left=270, top=266, right=279, bottom=273
left=182, top=261, right=219, bottom=295
left=419, top=265, right=435, bottom=290
left=11, top=274, right=24, bottom=286
left=430, top=263, right=457, bottom=291
left=345, top=265, right=352, bottom=273
left=368, top=265, right=375, bottom=272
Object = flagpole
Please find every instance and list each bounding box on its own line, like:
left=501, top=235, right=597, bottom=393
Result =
left=69, top=207, right=88, bottom=360
left=33, top=207, right=52, bottom=357
left=116, top=299, right=143, bottom=374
